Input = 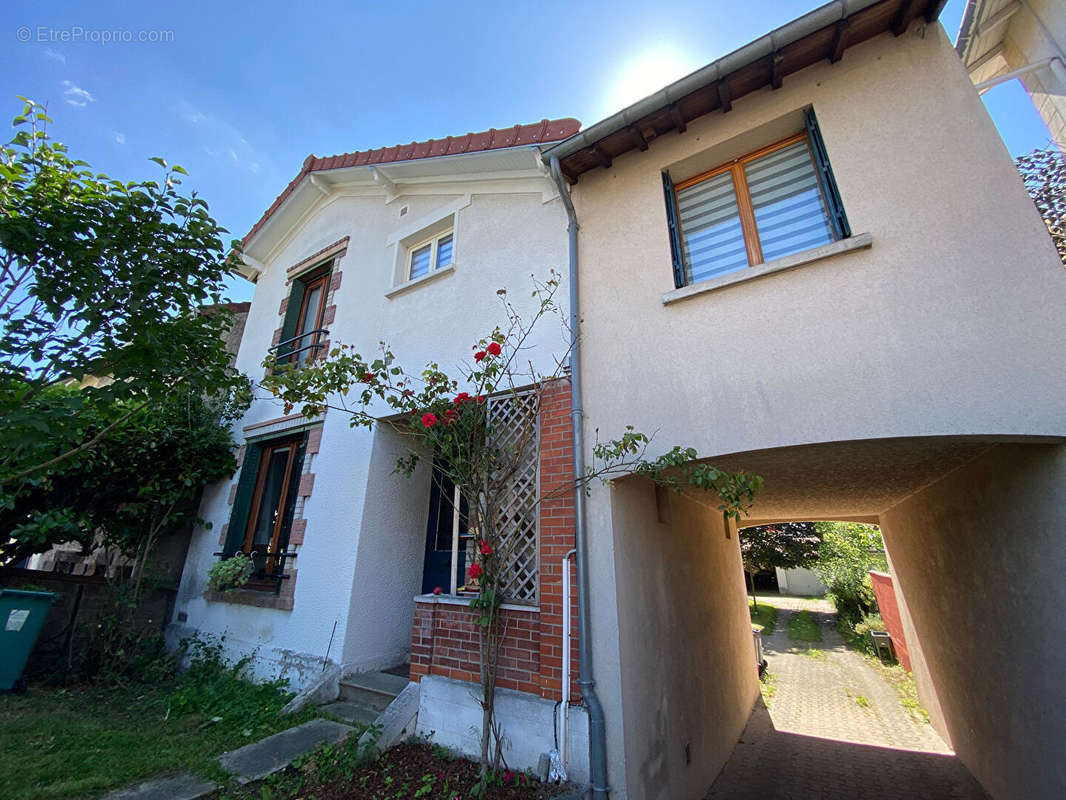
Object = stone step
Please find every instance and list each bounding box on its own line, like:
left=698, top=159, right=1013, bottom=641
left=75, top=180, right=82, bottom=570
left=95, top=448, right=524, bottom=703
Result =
left=319, top=699, right=382, bottom=728
left=338, top=670, right=410, bottom=711
left=217, top=718, right=356, bottom=784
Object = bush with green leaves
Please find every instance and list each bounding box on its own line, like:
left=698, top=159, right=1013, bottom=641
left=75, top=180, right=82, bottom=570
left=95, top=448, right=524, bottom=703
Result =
left=812, top=521, right=888, bottom=621
left=207, top=552, right=254, bottom=592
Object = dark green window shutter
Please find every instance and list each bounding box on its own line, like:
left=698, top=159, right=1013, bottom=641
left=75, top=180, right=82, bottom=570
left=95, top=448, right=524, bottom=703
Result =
left=662, top=171, right=687, bottom=288
left=277, top=432, right=308, bottom=551
left=225, top=442, right=262, bottom=554
left=277, top=281, right=306, bottom=362
left=805, top=108, right=851, bottom=241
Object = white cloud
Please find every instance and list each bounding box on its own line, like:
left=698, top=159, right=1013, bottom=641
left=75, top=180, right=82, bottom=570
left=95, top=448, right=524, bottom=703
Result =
left=62, top=80, right=95, bottom=107
left=114, top=132, right=126, bottom=145
left=44, top=48, right=66, bottom=64
left=177, top=100, right=265, bottom=176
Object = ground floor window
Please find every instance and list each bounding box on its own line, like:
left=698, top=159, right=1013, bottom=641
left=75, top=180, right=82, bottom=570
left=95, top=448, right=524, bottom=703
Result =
left=224, top=430, right=308, bottom=587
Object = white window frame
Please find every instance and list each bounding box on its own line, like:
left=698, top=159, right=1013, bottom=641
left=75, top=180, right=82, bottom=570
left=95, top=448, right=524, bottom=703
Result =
left=406, top=228, right=454, bottom=282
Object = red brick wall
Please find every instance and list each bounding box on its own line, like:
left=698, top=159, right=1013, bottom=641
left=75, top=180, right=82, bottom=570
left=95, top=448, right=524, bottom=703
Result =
left=409, top=377, right=580, bottom=703
left=869, top=570, right=911, bottom=671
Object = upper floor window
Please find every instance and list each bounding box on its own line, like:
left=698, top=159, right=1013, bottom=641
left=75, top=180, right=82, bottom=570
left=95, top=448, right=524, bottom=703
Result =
left=277, top=263, right=331, bottom=365
left=663, top=108, right=850, bottom=288
left=408, top=229, right=454, bottom=281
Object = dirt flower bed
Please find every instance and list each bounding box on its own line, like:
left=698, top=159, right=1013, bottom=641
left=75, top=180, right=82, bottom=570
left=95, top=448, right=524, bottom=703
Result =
left=226, top=740, right=574, bottom=800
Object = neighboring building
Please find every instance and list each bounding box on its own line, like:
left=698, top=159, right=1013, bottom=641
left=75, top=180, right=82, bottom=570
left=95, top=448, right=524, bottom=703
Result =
left=957, top=0, right=1066, bottom=148
left=775, top=566, right=826, bottom=596
left=543, top=0, right=1066, bottom=798
left=174, top=1, right=1066, bottom=798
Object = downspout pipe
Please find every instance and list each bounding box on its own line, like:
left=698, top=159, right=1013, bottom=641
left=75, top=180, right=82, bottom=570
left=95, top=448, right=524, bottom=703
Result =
left=549, top=155, right=610, bottom=799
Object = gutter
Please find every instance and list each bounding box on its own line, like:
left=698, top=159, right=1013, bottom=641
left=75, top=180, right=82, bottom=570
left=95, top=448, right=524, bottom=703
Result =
left=549, top=155, right=610, bottom=799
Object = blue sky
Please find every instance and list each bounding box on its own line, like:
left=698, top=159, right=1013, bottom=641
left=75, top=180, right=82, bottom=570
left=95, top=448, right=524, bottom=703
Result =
left=6, top=0, right=1054, bottom=302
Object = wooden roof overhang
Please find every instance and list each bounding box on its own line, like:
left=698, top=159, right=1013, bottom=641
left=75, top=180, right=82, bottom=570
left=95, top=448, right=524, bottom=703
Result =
left=543, top=0, right=948, bottom=183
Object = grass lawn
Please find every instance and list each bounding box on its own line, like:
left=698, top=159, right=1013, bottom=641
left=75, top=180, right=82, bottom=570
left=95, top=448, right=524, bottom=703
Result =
left=787, top=610, right=823, bottom=642
left=0, top=681, right=317, bottom=800
left=749, top=598, right=777, bottom=635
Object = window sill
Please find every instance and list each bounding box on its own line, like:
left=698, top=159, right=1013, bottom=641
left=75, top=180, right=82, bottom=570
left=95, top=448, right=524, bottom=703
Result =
left=662, top=232, right=873, bottom=306
left=386, top=265, right=455, bottom=299
left=414, top=593, right=538, bottom=613
left=205, top=587, right=293, bottom=611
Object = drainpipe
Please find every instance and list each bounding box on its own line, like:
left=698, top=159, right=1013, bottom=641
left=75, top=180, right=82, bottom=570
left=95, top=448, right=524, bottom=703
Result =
left=559, top=547, right=577, bottom=770
left=549, top=156, right=609, bottom=799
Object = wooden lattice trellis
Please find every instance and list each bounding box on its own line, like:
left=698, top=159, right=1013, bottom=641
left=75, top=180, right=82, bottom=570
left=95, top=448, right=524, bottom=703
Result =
left=485, top=391, right=540, bottom=604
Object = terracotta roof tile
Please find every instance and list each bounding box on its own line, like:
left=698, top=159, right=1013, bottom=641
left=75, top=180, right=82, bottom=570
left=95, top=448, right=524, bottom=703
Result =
left=243, top=117, right=580, bottom=247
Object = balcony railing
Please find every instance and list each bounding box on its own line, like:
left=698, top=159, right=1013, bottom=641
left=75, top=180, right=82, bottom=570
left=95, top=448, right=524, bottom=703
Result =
left=269, top=328, right=328, bottom=365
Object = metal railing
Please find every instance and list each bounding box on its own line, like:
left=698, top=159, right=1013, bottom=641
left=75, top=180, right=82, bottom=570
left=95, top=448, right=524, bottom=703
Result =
left=213, top=549, right=298, bottom=595
left=269, top=328, right=328, bottom=365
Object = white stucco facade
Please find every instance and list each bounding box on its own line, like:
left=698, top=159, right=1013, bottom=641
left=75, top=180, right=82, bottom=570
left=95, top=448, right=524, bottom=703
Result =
left=172, top=148, right=571, bottom=686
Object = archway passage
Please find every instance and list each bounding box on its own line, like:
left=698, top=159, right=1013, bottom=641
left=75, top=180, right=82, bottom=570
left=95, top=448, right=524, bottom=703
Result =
left=609, top=436, right=1066, bottom=800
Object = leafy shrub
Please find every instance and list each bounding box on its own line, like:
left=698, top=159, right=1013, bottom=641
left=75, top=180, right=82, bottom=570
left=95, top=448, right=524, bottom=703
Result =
left=854, top=612, right=887, bottom=637
left=814, top=522, right=887, bottom=622
left=207, top=553, right=253, bottom=592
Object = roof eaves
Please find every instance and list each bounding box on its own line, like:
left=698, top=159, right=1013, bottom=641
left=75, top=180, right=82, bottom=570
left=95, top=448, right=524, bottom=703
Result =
left=542, top=0, right=948, bottom=178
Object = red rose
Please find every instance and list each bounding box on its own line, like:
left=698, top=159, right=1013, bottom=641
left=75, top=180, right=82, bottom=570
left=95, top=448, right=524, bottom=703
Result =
left=467, top=562, right=483, bottom=580
left=432, top=586, right=442, bottom=595
left=474, top=350, right=486, bottom=362
left=479, top=540, right=493, bottom=556
left=487, top=342, right=502, bottom=356
left=363, top=372, right=375, bottom=382
left=475, top=394, right=485, bottom=404
left=421, top=413, right=438, bottom=428
left=454, top=392, right=471, bottom=404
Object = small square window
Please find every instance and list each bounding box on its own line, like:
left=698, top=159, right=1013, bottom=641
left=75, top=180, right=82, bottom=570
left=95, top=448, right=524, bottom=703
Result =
left=663, top=109, right=850, bottom=289
left=407, top=229, right=454, bottom=281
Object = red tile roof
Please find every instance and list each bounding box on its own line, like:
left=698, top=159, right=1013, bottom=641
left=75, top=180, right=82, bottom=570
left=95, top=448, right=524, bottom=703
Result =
left=243, top=117, right=581, bottom=247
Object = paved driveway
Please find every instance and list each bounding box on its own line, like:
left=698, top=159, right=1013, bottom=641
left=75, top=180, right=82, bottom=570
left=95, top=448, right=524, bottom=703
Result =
left=705, top=596, right=989, bottom=799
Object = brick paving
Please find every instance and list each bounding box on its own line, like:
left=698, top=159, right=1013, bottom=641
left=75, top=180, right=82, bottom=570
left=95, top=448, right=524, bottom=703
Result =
left=706, top=597, right=990, bottom=799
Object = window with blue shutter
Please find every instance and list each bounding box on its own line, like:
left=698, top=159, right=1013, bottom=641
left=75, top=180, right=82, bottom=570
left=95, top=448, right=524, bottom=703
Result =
left=664, top=110, right=850, bottom=288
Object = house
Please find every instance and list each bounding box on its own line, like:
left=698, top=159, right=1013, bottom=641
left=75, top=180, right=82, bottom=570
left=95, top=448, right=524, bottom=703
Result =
left=170, top=119, right=593, bottom=779
left=173, top=0, right=1066, bottom=798
left=541, top=0, right=1066, bottom=798
left=957, top=0, right=1066, bottom=148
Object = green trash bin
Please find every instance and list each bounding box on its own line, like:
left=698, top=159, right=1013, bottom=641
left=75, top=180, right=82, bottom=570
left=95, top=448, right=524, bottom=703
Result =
left=0, top=588, right=59, bottom=692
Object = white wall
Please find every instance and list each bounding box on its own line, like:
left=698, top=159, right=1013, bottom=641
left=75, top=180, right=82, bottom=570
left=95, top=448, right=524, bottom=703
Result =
left=879, top=443, right=1066, bottom=799
left=607, top=478, right=758, bottom=800
left=174, top=170, right=571, bottom=687
left=775, top=566, right=826, bottom=596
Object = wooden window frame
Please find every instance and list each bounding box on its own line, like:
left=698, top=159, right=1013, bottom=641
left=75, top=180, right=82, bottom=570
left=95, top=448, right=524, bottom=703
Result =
left=673, top=131, right=836, bottom=273
left=406, top=229, right=454, bottom=282
left=242, top=434, right=302, bottom=575
left=291, top=265, right=330, bottom=364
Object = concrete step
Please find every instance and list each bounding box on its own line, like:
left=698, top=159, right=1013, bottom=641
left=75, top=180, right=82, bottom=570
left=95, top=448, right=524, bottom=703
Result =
left=217, top=718, right=356, bottom=784
left=319, top=699, right=382, bottom=728
left=338, top=670, right=410, bottom=711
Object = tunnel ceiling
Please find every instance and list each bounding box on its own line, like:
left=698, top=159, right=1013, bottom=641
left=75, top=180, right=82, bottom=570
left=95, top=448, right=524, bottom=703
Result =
left=676, top=437, right=1017, bottom=523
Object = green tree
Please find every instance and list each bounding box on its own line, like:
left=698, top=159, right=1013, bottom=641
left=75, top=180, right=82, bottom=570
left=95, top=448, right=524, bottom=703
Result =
left=1016, top=145, right=1066, bottom=267
left=812, top=521, right=888, bottom=620
left=739, top=522, right=821, bottom=609
left=0, top=99, right=247, bottom=490
left=0, top=387, right=239, bottom=571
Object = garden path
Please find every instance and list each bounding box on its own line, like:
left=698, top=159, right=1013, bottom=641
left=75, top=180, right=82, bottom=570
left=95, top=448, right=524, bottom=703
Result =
left=705, top=597, right=989, bottom=799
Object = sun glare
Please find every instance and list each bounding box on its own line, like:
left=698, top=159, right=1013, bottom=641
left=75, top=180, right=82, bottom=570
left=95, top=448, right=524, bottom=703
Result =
left=600, top=48, right=699, bottom=119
